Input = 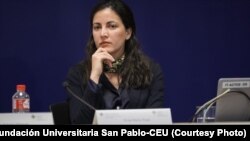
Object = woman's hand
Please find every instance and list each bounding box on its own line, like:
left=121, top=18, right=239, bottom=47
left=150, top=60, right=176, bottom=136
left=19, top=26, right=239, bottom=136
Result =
left=90, top=48, right=114, bottom=83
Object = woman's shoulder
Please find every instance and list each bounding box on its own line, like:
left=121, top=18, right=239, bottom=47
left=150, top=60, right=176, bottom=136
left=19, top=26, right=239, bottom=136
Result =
left=68, top=60, right=86, bottom=72
left=146, top=57, right=162, bottom=71
left=66, top=60, right=87, bottom=78
left=66, top=60, right=88, bottom=85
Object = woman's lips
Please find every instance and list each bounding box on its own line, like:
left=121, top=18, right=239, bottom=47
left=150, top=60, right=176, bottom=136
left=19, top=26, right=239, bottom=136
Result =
left=100, top=42, right=111, bottom=47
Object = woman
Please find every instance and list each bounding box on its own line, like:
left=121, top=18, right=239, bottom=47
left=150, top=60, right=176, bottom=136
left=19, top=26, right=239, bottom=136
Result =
left=65, top=0, right=164, bottom=124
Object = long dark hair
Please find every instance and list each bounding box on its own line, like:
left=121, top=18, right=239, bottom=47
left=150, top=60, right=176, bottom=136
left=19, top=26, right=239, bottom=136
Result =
left=82, top=0, right=152, bottom=88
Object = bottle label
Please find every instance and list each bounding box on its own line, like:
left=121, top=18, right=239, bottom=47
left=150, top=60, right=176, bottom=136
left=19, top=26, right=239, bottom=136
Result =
left=13, top=98, right=30, bottom=111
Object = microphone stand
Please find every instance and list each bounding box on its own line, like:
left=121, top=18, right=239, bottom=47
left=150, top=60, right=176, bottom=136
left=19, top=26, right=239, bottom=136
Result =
left=192, top=89, right=231, bottom=122
left=63, top=82, right=96, bottom=111
left=202, top=100, right=216, bottom=123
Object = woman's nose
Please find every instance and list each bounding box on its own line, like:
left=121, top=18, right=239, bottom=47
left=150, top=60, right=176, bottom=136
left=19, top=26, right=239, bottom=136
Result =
left=101, top=28, right=108, bottom=37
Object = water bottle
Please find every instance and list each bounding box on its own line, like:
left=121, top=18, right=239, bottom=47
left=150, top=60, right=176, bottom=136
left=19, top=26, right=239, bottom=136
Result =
left=12, top=84, right=30, bottom=113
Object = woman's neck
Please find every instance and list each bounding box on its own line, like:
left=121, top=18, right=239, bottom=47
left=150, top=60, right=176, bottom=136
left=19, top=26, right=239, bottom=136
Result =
left=105, top=73, right=121, bottom=90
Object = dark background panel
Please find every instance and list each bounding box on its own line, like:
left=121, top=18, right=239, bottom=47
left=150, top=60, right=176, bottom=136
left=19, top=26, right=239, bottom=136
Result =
left=1, top=0, right=250, bottom=122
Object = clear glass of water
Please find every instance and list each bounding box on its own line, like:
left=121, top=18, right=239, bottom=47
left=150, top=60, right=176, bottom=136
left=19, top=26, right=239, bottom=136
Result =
left=196, top=106, right=216, bottom=123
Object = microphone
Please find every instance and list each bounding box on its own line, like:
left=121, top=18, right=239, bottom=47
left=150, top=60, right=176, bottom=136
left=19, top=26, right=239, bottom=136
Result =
left=192, top=89, right=250, bottom=122
left=192, top=89, right=231, bottom=122
left=63, top=81, right=96, bottom=111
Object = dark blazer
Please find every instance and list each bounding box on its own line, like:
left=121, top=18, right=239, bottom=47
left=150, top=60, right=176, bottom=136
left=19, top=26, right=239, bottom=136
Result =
left=65, top=60, right=164, bottom=124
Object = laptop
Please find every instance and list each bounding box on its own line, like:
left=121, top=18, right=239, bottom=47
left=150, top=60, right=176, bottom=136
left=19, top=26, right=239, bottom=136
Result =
left=215, top=78, right=250, bottom=121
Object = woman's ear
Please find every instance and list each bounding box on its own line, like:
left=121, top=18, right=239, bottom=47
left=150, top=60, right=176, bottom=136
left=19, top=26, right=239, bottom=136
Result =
left=125, top=28, right=132, bottom=40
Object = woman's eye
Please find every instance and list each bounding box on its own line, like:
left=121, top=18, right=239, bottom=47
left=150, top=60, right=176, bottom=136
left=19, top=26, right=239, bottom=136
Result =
left=108, top=24, right=117, bottom=29
left=93, top=25, right=101, bottom=30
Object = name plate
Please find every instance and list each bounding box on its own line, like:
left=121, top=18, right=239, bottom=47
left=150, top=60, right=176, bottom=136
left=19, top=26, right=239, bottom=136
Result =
left=0, top=112, right=54, bottom=125
left=92, top=108, right=172, bottom=125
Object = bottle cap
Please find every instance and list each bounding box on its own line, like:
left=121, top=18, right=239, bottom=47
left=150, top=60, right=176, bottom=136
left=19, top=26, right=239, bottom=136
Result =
left=16, top=84, right=26, bottom=91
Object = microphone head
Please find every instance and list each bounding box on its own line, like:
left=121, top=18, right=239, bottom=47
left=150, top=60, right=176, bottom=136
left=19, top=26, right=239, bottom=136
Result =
left=62, top=81, right=70, bottom=88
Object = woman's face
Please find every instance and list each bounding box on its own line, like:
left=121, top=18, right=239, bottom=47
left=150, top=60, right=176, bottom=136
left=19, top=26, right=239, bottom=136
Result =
left=92, top=8, right=131, bottom=59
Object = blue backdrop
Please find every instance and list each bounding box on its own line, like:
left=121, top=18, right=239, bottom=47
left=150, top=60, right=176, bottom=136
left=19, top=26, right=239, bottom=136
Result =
left=1, top=0, right=250, bottom=122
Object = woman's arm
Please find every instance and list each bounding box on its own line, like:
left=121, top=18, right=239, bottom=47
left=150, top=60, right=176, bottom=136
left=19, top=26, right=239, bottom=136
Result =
left=65, top=64, right=104, bottom=124
left=145, top=62, right=165, bottom=108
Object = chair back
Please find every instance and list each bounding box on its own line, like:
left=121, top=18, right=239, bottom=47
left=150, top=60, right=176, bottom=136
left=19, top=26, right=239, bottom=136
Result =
left=50, top=102, right=71, bottom=125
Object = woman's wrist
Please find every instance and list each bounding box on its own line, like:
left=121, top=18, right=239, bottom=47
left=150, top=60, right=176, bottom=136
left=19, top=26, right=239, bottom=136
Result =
left=90, top=73, right=100, bottom=84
